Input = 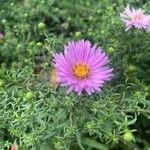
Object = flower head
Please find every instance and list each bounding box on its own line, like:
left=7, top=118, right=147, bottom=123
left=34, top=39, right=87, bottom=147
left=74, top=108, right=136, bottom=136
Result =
left=11, top=144, right=18, bottom=150
left=120, top=5, right=150, bottom=31
left=53, top=40, right=113, bottom=95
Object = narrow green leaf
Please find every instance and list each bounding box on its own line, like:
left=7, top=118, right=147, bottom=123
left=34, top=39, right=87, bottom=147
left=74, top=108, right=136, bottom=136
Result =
left=76, top=132, right=85, bottom=150
left=82, top=137, right=108, bottom=150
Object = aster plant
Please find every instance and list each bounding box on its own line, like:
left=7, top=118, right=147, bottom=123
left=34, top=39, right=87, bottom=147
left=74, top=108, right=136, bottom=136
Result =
left=1, top=0, right=150, bottom=150
left=120, top=5, right=150, bottom=31
left=53, top=40, right=113, bottom=95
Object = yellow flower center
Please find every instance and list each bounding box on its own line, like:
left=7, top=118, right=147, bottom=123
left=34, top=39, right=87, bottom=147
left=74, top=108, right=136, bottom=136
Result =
left=133, top=14, right=143, bottom=21
left=73, top=64, right=89, bottom=79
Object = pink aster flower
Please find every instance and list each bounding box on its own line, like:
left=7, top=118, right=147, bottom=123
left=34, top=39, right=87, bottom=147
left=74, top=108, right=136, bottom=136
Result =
left=11, top=144, right=18, bottom=150
left=53, top=40, right=113, bottom=95
left=120, top=5, right=150, bottom=31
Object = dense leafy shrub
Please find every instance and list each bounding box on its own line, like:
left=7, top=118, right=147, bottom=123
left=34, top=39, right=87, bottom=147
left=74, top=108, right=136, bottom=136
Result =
left=0, top=0, right=150, bottom=149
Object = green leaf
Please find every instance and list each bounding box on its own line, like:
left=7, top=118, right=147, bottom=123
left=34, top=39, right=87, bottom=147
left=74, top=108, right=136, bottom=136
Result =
left=127, top=114, right=137, bottom=125
left=82, top=137, right=108, bottom=150
left=76, top=132, right=85, bottom=150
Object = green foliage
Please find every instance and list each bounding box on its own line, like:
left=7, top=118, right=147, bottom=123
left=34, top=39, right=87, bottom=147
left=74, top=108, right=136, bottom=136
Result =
left=0, top=0, right=150, bottom=150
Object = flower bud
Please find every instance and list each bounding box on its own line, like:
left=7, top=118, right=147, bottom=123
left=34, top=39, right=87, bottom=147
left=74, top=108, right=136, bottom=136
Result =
left=36, top=42, right=43, bottom=48
left=25, top=92, right=33, bottom=100
left=123, top=130, right=134, bottom=142
left=67, top=17, right=71, bottom=21
left=24, top=13, right=28, bottom=17
left=38, top=22, right=46, bottom=30
left=2, top=19, right=6, bottom=24
left=127, top=65, right=137, bottom=72
left=75, top=32, right=81, bottom=38
left=108, top=47, right=115, bottom=53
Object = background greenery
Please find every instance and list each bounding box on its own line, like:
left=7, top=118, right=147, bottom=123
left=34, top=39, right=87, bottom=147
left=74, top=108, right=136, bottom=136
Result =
left=0, top=0, right=150, bottom=149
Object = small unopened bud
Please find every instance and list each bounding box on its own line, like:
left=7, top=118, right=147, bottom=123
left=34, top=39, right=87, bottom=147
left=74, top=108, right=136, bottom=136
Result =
left=101, top=30, right=105, bottom=35
left=108, top=47, right=115, bottom=53
left=24, top=13, right=28, bottom=17
left=38, top=22, right=46, bottom=30
left=75, top=32, right=81, bottom=38
left=43, top=62, right=49, bottom=67
left=97, top=10, right=101, bottom=14
left=127, top=65, right=137, bottom=73
left=25, top=92, right=33, bottom=100
left=2, top=19, right=6, bottom=24
left=41, top=0, right=45, bottom=4
left=67, top=17, right=71, bottom=21
left=36, top=42, right=43, bottom=48
left=123, top=130, right=134, bottom=142
left=10, top=3, right=14, bottom=6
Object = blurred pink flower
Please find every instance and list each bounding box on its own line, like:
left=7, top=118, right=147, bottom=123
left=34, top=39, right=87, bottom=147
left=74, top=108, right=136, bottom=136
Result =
left=11, top=144, right=18, bottom=150
left=120, top=5, right=150, bottom=31
left=53, top=39, right=113, bottom=95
